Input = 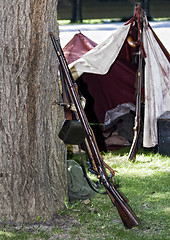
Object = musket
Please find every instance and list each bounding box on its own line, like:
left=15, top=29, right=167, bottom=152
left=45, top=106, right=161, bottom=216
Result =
left=49, top=32, right=140, bottom=229
left=128, top=4, right=145, bottom=161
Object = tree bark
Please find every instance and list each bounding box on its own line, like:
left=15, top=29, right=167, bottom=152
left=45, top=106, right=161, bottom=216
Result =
left=0, top=0, right=67, bottom=223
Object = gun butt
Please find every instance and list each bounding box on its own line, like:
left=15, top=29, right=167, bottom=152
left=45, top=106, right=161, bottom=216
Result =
left=128, top=130, right=138, bottom=161
left=115, top=201, right=140, bottom=229
left=107, top=190, right=140, bottom=229
left=128, top=144, right=137, bottom=161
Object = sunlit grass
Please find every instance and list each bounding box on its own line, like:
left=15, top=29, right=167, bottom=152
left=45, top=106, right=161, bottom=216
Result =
left=0, top=232, right=15, bottom=238
left=64, top=148, right=170, bottom=240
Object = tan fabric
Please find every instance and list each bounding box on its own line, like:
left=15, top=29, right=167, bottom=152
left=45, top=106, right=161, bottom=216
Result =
left=69, top=24, right=131, bottom=79
left=143, top=20, right=170, bottom=147
left=104, top=131, right=130, bottom=147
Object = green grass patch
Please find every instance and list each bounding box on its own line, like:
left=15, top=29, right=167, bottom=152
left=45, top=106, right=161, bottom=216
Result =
left=62, top=148, right=170, bottom=239
left=0, top=148, right=169, bottom=239
left=0, top=228, right=50, bottom=240
left=58, top=18, right=124, bottom=25
left=58, top=18, right=170, bottom=25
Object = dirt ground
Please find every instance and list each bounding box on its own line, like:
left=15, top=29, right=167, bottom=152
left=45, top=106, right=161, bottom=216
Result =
left=0, top=214, right=81, bottom=239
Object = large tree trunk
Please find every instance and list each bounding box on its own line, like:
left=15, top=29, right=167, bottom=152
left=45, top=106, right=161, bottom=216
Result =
left=0, top=0, right=67, bottom=223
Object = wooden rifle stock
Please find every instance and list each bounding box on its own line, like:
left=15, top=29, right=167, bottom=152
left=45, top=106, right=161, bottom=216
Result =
left=49, top=32, right=140, bottom=229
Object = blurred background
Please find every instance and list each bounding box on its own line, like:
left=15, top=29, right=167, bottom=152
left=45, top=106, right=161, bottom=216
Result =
left=58, top=0, right=170, bottom=23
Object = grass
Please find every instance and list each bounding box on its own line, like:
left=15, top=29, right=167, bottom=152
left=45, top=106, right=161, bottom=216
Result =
left=58, top=18, right=122, bottom=25
left=0, top=148, right=169, bottom=239
left=0, top=228, right=50, bottom=240
left=58, top=17, right=170, bottom=25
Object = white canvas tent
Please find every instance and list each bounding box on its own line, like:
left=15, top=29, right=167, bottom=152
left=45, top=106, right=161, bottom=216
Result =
left=68, top=7, right=170, bottom=149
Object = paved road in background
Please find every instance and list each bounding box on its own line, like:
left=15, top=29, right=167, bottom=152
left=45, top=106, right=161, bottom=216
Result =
left=59, top=21, right=170, bottom=53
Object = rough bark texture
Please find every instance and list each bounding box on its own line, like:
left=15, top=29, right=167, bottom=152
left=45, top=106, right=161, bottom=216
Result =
left=0, top=0, right=67, bottom=223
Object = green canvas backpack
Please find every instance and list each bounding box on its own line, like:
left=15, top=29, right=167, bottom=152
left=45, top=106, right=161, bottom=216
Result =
left=67, top=160, right=97, bottom=201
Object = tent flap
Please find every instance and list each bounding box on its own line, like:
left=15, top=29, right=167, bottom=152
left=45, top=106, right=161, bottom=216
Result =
left=70, top=24, right=131, bottom=78
left=143, top=22, right=170, bottom=147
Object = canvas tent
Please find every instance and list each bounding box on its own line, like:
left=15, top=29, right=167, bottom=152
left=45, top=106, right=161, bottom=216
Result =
left=63, top=31, right=97, bottom=65
left=63, top=6, right=170, bottom=152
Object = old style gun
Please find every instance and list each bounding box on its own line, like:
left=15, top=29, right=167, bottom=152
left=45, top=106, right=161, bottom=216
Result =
left=128, top=4, right=145, bottom=161
left=49, top=32, right=140, bottom=229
